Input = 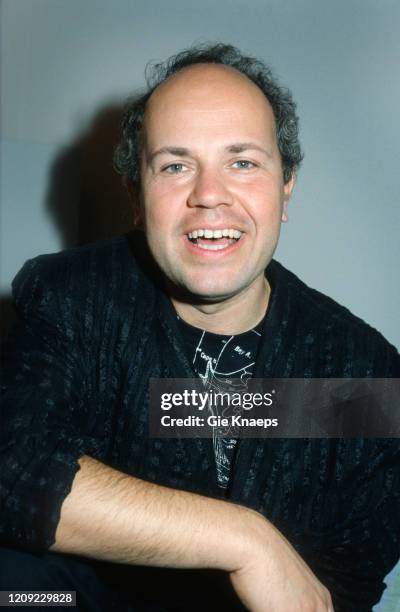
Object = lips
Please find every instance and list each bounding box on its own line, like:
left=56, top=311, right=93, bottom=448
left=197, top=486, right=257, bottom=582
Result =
left=185, top=227, right=243, bottom=252
left=182, top=227, right=242, bottom=254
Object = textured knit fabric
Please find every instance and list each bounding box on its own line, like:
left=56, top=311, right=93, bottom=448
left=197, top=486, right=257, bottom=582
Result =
left=1, top=231, right=400, bottom=612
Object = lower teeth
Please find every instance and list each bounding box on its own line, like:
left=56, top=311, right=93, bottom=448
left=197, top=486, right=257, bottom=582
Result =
left=198, top=243, right=228, bottom=251
left=189, top=237, right=238, bottom=251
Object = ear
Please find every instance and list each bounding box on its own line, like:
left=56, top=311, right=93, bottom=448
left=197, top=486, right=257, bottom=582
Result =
left=127, top=181, right=143, bottom=228
left=281, top=174, right=295, bottom=223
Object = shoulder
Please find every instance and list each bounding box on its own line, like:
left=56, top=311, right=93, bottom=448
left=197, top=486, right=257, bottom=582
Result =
left=10, top=233, right=160, bottom=343
left=12, top=233, right=148, bottom=312
left=268, top=260, right=400, bottom=376
left=13, top=234, right=133, bottom=292
left=8, top=233, right=161, bottom=359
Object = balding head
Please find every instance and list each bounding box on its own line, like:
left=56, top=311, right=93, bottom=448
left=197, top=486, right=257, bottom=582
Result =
left=114, top=43, right=303, bottom=189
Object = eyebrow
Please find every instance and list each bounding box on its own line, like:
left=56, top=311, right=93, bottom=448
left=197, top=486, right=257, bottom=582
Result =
left=147, top=142, right=272, bottom=164
left=227, top=142, right=272, bottom=158
left=147, top=147, right=190, bottom=164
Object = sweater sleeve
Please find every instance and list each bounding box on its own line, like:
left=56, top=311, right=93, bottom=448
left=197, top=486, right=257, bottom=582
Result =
left=0, top=256, right=104, bottom=551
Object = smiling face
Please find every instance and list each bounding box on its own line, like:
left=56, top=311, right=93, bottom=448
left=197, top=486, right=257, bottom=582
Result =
left=139, top=63, right=294, bottom=308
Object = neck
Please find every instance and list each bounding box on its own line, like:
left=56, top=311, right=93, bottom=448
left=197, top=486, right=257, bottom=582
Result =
left=170, top=276, right=270, bottom=335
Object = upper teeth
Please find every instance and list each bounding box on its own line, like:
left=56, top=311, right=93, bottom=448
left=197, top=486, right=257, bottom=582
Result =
left=188, top=229, right=242, bottom=239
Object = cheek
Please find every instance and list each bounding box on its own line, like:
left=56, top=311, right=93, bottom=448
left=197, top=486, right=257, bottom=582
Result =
left=143, top=200, right=180, bottom=243
left=143, top=181, right=188, bottom=226
left=235, top=180, right=283, bottom=221
left=145, top=207, right=168, bottom=236
left=145, top=174, right=190, bottom=199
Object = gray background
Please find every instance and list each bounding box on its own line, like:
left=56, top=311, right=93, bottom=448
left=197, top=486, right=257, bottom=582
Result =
left=1, top=1, right=400, bottom=606
left=1, top=0, right=399, bottom=350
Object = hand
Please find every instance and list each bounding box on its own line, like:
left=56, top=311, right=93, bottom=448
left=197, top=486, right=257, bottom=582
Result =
left=230, top=511, right=333, bottom=612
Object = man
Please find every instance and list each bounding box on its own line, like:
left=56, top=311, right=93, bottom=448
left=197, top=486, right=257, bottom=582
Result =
left=1, top=43, right=399, bottom=612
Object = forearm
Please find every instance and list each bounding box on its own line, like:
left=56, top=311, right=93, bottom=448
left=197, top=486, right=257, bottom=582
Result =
left=50, top=457, right=333, bottom=610
left=50, top=455, right=254, bottom=571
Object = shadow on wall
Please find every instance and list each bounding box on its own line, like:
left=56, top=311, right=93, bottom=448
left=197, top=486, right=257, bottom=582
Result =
left=1, top=101, right=137, bottom=340
left=47, top=103, right=134, bottom=248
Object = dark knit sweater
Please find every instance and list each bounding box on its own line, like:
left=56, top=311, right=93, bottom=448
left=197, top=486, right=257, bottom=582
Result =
left=1, top=232, right=399, bottom=611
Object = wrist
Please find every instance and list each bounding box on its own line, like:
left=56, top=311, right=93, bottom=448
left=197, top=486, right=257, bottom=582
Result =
left=220, top=505, right=269, bottom=573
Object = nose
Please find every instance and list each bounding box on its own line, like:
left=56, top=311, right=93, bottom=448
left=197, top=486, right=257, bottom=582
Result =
left=187, top=167, right=233, bottom=209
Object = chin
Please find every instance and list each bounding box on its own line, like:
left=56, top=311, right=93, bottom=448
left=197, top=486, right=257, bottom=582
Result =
left=177, top=278, right=244, bottom=303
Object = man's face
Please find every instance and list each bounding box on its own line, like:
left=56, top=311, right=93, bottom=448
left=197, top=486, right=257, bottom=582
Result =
left=139, top=64, right=294, bottom=302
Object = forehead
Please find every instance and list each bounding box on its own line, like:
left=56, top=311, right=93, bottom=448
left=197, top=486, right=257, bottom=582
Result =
left=143, top=64, right=276, bottom=142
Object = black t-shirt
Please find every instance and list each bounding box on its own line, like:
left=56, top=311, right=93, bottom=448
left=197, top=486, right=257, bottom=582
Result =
left=177, top=315, right=264, bottom=489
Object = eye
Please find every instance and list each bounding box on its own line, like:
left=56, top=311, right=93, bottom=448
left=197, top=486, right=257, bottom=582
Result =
left=232, top=160, right=257, bottom=170
left=162, top=163, right=187, bottom=174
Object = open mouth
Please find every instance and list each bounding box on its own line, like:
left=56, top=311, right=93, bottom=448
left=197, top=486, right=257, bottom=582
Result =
left=186, top=228, right=242, bottom=251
